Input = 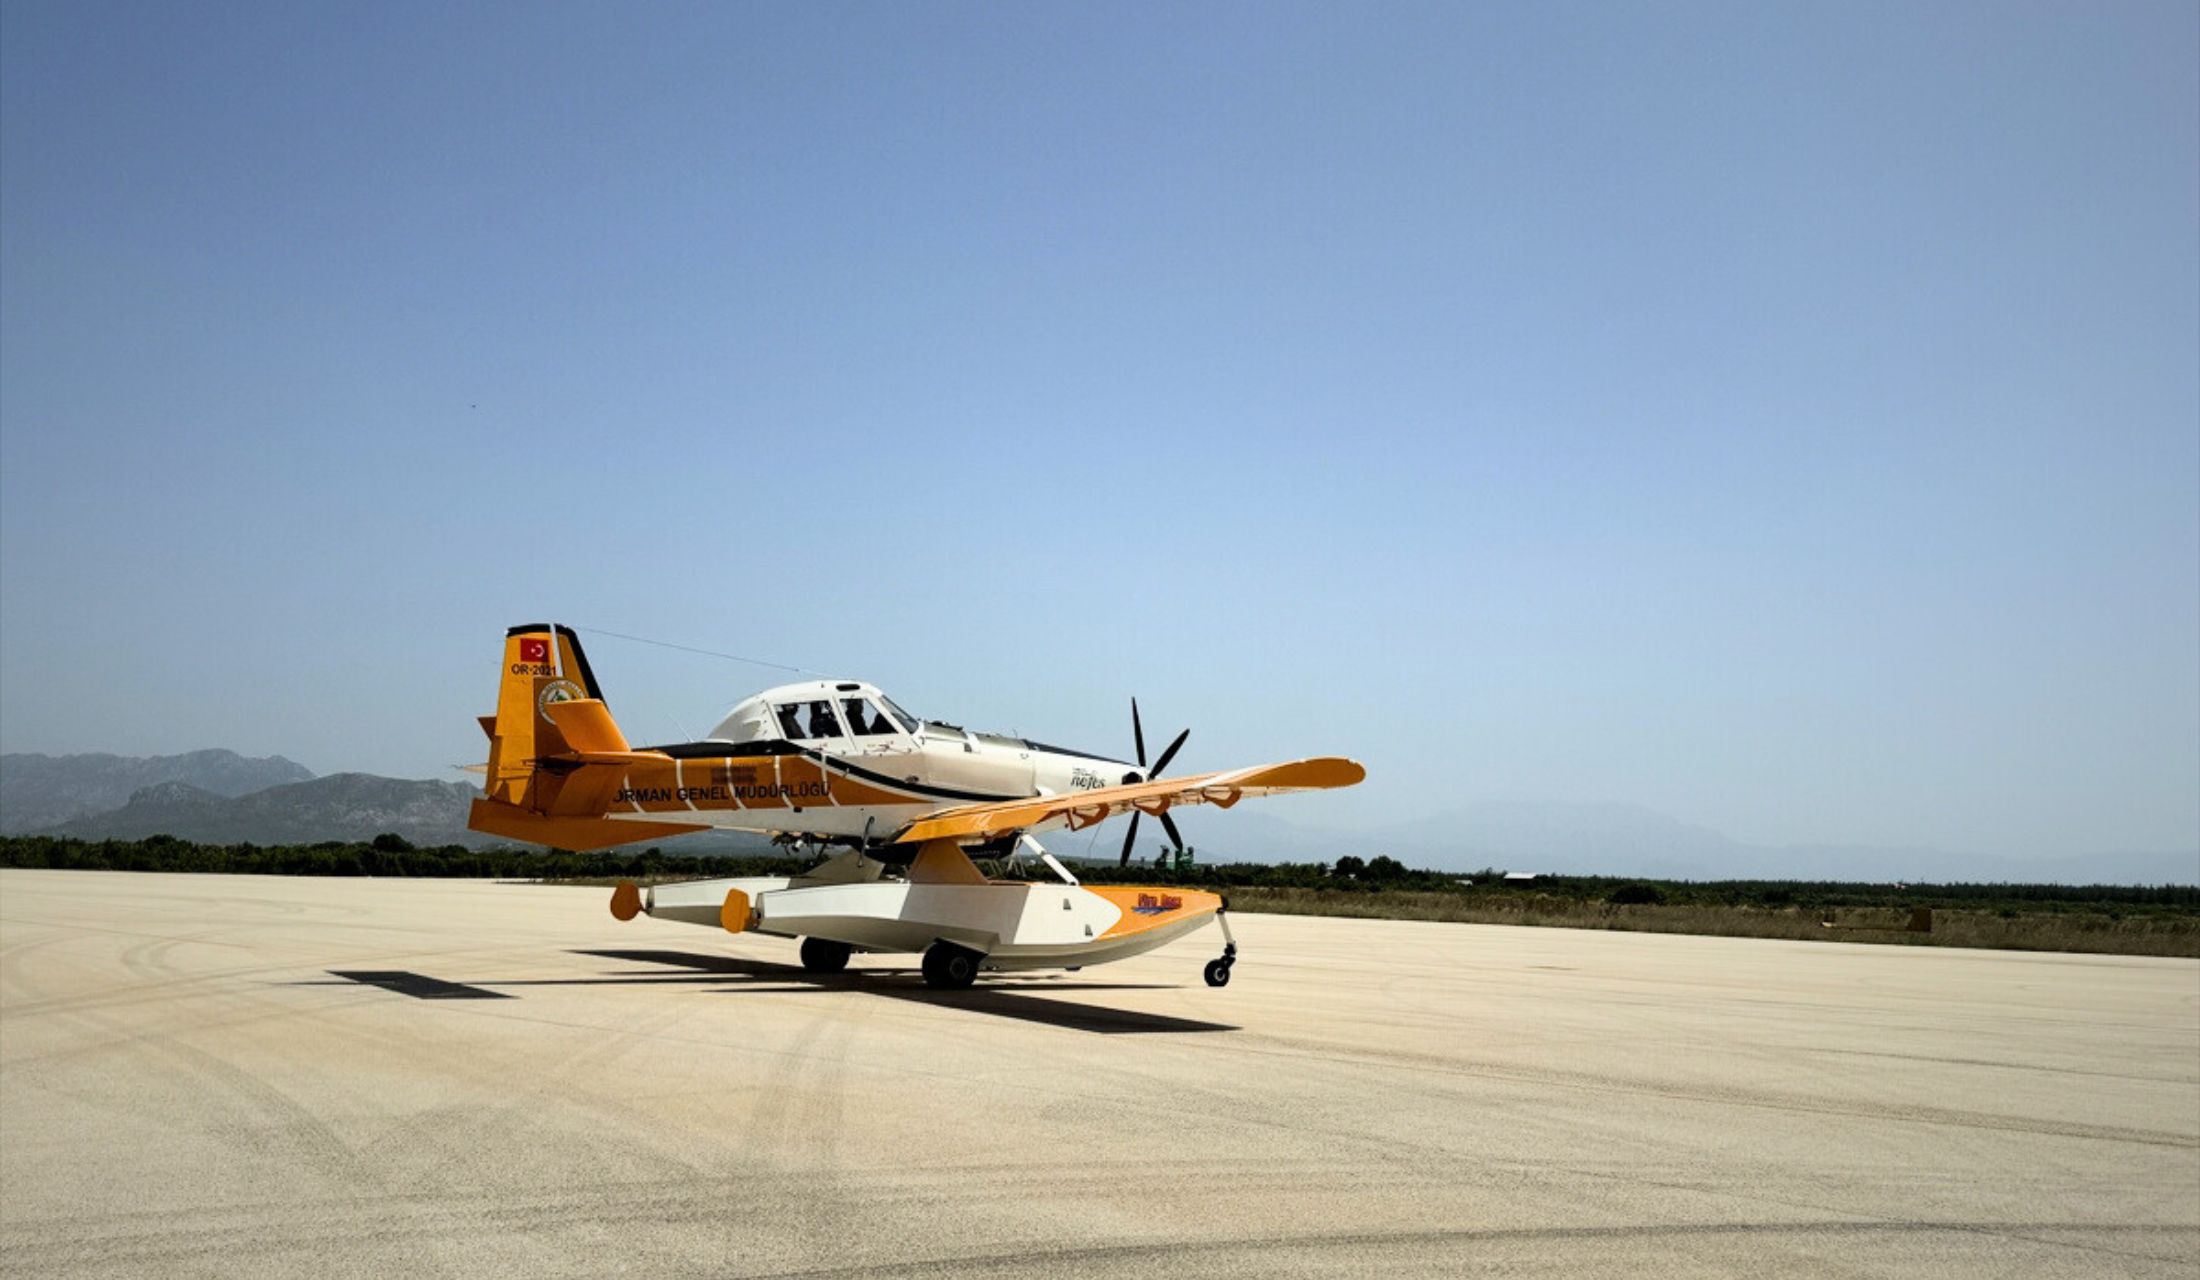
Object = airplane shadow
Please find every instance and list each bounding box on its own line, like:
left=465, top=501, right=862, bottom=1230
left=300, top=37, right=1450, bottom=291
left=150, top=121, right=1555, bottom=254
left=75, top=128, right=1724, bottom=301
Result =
left=570, top=949, right=1240, bottom=1035
left=304, top=952, right=1239, bottom=1035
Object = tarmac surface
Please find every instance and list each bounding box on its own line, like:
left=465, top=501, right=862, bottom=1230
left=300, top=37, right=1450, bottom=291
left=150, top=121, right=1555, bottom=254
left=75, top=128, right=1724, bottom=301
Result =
left=1, top=868, right=2195, bottom=1278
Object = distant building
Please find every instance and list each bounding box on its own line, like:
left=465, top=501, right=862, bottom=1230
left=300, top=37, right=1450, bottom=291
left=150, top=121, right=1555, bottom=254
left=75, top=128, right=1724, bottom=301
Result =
left=1502, top=871, right=1540, bottom=882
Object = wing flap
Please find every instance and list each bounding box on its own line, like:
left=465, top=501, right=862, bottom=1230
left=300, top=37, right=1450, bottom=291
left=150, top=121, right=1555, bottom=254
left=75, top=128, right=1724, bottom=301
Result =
left=892, top=756, right=1365, bottom=844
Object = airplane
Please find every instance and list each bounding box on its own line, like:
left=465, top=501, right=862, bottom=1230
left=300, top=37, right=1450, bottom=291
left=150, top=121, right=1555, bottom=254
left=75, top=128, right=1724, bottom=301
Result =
left=468, top=624, right=1365, bottom=989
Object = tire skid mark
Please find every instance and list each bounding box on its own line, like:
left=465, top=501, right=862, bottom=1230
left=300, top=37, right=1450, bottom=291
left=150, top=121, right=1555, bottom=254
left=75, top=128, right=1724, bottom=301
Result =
left=0, top=931, right=71, bottom=1006
left=357, top=994, right=702, bottom=1181
left=3, top=936, right=583, bottom=1021
left=4, top=1212, right=2192, bottom=1275
left=1213, top=1031, right=2200, bottom=1150
left=1804, top=1044, right=2197, bottom=1085
left=740, top=1220, right=2200, bottom=1278
left=20, top=994, right=374, bottom=1198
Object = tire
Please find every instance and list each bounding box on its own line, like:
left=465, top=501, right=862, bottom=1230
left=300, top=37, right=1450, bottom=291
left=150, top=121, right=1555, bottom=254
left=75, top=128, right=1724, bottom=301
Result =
left=923, top=942, right=981, bottom=990
left=1203, top=959, right=1232, bottom=988
left=799, top=937, right=852, bottom=974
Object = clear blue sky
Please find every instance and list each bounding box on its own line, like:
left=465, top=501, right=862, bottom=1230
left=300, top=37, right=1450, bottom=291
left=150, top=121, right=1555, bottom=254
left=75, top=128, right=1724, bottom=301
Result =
left=3, top=2, right=2194, bottom=860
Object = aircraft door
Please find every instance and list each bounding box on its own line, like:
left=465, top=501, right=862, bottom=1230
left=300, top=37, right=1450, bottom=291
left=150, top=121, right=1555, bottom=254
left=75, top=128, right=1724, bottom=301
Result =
left=837, top=694, right=909, bottom=761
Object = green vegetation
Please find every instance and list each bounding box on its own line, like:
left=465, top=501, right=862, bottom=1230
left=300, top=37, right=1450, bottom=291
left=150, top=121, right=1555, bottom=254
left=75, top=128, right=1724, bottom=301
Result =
left=0, top=833, right=811, bottom=882
left=4, top=835, right=2194, bottom=957
left=1023, top=857, right=2200, bottom=957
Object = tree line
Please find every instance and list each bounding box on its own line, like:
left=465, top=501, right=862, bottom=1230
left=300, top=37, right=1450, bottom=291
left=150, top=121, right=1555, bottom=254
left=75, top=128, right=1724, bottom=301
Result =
left=0, top=834, right=810, bottom=882
left=3, top=834, right=2192, bottom=914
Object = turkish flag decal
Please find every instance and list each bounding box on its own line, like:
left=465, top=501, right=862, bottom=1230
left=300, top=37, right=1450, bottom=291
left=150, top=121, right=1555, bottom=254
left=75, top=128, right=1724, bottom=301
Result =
left=519, top=638, right=550, bottom=664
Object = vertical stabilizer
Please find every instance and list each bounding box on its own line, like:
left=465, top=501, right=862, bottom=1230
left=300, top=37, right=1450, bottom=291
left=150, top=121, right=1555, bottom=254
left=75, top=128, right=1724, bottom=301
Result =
left=483, top=624, right=603, bottom=806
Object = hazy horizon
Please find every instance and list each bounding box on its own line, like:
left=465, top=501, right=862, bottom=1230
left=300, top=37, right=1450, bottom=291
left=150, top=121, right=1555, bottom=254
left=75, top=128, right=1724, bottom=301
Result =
left=2, top=739, right=2193, bottom=884
left=3, top=3, right=2195, bottom=866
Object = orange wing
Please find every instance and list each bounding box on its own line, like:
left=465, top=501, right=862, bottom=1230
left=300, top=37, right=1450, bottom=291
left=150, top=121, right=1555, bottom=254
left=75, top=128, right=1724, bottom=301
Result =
left=891, top=757, right=1365, bottom=845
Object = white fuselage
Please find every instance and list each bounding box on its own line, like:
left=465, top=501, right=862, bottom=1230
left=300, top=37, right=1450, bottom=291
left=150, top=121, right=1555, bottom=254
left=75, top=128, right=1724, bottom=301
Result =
left=601, top=678, right=1136, bottom=843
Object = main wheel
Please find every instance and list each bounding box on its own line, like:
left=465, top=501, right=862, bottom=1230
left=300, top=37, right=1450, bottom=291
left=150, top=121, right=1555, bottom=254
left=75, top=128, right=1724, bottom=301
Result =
left=922, top=942, right=981, bottom=990
left=799, top=937, right=852, bottom=974
left=1203, top=959, right=1232, bottom=988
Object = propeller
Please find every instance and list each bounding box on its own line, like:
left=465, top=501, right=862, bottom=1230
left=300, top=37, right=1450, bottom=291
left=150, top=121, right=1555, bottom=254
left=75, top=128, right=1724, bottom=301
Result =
left=1119, top=698, right=1191, bottom=867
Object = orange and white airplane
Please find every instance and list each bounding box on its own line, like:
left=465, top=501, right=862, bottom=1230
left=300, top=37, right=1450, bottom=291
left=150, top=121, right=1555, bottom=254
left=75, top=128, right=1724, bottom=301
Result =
left=469, top=624, right=1365, bottom=988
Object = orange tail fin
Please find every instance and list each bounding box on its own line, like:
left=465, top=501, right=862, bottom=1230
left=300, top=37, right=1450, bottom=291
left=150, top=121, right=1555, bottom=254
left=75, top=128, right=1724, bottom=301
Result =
left=469, top=624, right=703, bottom=850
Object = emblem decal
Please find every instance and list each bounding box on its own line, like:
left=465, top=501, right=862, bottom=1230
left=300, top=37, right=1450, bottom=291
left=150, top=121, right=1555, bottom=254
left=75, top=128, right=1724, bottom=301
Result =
left=518, top=637, right=551, bottom=664
left=537, top=678, right=584, bottom=723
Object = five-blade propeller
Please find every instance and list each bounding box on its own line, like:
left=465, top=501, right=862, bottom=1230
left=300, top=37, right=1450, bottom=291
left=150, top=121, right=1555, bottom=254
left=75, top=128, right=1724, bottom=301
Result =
left=1119, top=698, right=1190, bottom=867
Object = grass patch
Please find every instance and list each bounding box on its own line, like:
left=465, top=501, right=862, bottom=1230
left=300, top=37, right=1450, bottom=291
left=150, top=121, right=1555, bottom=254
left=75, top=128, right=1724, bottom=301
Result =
left=1219, top=887, right=2200, bottom=957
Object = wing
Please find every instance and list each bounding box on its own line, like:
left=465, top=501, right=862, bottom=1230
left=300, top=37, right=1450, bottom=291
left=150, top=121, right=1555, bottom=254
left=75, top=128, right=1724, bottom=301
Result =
left=891, top=757, right=1365, bottom=845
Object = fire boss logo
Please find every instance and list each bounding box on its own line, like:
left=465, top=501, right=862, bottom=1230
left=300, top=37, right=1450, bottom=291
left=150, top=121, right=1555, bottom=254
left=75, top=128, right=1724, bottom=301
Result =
left=1131, top=893, right=1183, bottom=915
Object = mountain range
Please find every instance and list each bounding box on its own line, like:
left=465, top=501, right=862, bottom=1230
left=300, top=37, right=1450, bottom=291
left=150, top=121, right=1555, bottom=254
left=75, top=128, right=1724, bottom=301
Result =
left=0, top=750, right=777, bottom=853
left=0, top=749, right=313, bottom=832
left=1151, top=802, right=2198, bottom=886
left=1, top=750, right=2191, bottom=883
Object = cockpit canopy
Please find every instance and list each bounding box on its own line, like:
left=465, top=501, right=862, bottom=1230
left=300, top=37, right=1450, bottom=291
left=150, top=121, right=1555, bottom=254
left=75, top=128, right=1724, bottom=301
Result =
left=707, top=680, right=924, bottom=745
left=697, top=679, right=1127, bottom=767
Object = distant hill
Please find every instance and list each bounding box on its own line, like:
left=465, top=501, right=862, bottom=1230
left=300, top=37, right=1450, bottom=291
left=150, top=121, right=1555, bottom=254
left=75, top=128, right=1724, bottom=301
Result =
left=1151, top=801, right=2198, bottom=886
left=39, top=773, right=493, bottom=847
left=27, top=764, right=783, bottom=855
left=0, top=749, right=314, bottom=833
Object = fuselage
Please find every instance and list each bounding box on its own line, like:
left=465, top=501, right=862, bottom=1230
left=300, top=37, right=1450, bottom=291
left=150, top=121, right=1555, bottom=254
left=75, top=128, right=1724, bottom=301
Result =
left=600, top=679, right=1134, bottom=842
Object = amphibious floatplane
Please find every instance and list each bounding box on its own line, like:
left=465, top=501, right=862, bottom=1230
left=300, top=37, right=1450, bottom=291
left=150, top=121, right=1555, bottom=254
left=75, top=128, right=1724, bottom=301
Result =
left=469, top=624, right=1364, bottom=988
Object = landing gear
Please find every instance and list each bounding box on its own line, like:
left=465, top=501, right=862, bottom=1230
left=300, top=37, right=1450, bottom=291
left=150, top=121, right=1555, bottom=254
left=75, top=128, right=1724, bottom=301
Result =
left=921, top=941, right=983, bottom=990
left=799, top=937, right=852, bottom=974
left=1204, top=907, right=1239, bottom=988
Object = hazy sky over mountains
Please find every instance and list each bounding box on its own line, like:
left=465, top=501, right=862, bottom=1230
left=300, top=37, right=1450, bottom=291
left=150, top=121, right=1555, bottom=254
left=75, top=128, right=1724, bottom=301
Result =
left=2, top=2, right=2194, bottom=862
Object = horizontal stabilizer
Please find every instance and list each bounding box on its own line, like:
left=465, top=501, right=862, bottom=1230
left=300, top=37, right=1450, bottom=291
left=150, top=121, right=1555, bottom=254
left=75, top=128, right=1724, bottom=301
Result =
left=544, top=698, right=630, bottom=754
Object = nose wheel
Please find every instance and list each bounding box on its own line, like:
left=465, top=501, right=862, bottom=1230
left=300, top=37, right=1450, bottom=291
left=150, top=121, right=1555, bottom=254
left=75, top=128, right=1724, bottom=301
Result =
left=1203, top=909, right=1238, bottom=987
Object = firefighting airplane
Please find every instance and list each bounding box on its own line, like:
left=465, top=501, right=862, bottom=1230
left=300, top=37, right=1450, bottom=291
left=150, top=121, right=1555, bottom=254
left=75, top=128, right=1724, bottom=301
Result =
left=469, top=624, right=1365, bottom=989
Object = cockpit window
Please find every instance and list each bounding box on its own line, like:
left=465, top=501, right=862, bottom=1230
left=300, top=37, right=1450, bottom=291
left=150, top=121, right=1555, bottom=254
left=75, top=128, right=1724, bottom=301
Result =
left=880, top=697, right=920, bottom=733
left=840, top=696, right=898, bottom=736
left=774, top=701, right=845, bottom=740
